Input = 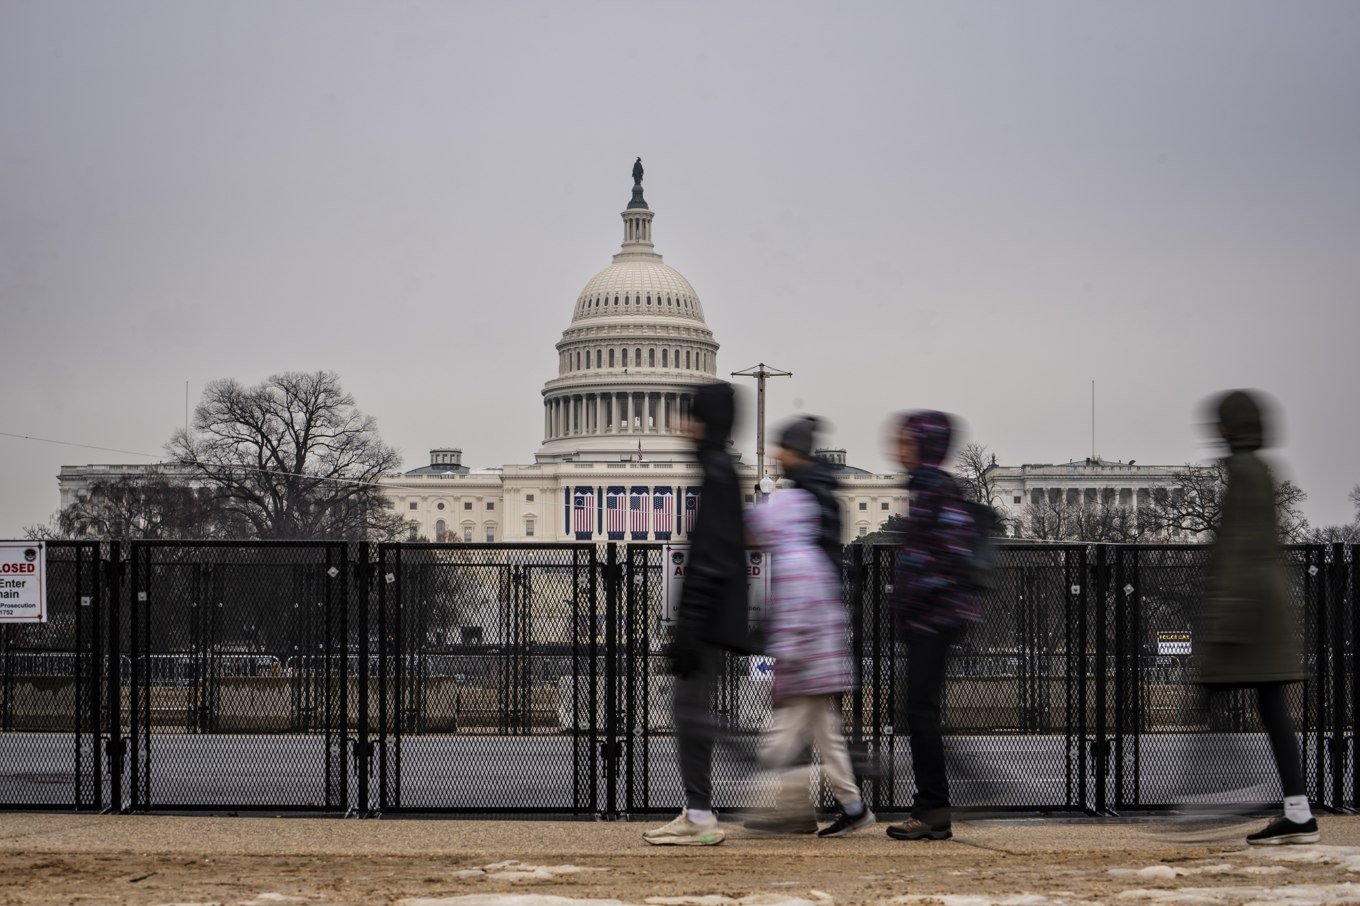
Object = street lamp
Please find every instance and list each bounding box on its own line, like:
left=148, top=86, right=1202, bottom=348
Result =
left=731, top=363, right=792, bottom=489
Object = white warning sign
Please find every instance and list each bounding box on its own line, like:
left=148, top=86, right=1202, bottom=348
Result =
left=661, top=544, right=770, bottom=625
left=0, top=542, right=47, bottom=623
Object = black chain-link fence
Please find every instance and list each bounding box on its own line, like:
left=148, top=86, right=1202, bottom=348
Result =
left=0, top=540, right=1354, bottom=817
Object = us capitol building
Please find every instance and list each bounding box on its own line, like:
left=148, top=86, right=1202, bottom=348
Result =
left=58, top=164, right=1188, bottom=542
left=383, top=162, right=908, bottom=544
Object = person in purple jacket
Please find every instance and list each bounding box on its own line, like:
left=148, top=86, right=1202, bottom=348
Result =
left=746, top=471, right=875, bottom=838
left=887, top=410, right=981, bottom=841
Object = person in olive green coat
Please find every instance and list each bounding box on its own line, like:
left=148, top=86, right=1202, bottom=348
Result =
left=1197, top=389, right=1317, bottom=845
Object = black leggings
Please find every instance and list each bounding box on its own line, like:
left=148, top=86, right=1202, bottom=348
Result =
left=1256, top=682, right=1306, bottom=799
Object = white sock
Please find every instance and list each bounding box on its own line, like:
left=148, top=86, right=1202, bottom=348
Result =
left=687, top=808, right=715, bottom=824
left=1283, top=795, right=1312, bottom=824
left=843, top=801, right=864, bottom=817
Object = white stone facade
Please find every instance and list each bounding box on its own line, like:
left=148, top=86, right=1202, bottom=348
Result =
left=981, top=458, right=1193, bottom=538
left=384, top=170, right=907, bottom=543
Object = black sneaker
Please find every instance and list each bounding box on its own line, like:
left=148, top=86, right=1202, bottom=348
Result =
left=1246, top=816, right=1319, bottom=845
left=743, top=813, right=818, bottom=835
left=886, top=817, right=952, bottom=841
left=817, top=807, right=876, bottom=838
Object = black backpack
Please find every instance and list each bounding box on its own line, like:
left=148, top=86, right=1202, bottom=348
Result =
left=961, top=500, right=1000, bottom=592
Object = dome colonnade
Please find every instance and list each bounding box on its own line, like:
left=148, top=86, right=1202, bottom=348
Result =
left=536, top=160, right=720, bottom=463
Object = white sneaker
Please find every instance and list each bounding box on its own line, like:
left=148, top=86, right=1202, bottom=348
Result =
left=642, top=811, right=725, bottom=846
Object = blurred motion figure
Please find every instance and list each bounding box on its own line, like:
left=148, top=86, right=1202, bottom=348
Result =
left=1198, top=390, right=1317, bottom=845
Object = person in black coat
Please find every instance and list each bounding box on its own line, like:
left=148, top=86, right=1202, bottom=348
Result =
left=644, top=381, right=751, bottom=846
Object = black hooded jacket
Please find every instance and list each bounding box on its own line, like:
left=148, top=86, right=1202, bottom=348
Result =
left=785, top=456, right=842, bottom=569
left=676, top=382, right=754, bottom=655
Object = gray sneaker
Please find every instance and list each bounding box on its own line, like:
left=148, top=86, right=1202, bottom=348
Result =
left=643, top=811, right=726, bottom=846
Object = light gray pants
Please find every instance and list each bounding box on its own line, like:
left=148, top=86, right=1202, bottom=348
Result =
left=759, top=694, right=862, bottom=811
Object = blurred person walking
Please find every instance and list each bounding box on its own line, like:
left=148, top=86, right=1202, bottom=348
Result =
left=886, top=411, right=982, bottom=841
left=644, top=381, right=753, bottom=846
left=1197, top=390, right=1317, bottom=845
left=773, top=415, right=842, bottom=568
left=743, top=418, right=874, bottom=838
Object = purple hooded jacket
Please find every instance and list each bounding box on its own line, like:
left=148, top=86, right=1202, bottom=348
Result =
left=893, top=410, right=982, bottom=636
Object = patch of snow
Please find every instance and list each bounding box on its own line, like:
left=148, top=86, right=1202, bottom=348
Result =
left=647, top=898, right=826, bottom=906
left=1234, top=845, right=1360, bottom=873
left=442, top=862, right=607, bottom=883
left=888, top=896, right=1056, bottom=906
left=1107, top=863, right=1238, bottom=879
left=1115, top=882, right=1360, bottom=903
left=402, top=897, right=630, bottom=906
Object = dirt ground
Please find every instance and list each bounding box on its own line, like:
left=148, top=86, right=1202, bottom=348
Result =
left=1, top=813, right=1358, bottom=905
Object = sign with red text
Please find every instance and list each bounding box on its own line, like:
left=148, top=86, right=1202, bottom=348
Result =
left=661, top=545, right=770, bottom=625
left=0, top=542, right=46, bottom=623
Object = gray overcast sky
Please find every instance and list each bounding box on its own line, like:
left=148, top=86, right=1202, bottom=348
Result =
left=2, top=0, right=1358, bottom=536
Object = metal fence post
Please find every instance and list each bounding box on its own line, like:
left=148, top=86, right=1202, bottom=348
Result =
left=1349, top=544, right=1359, bottom=812
left=1327, top=543, right=1349, bottom=812
left=103, top=541, right=123, bottom=813
left=354, top=541, right=369, bottom=817
left=602, top=542, right=620, bottom=819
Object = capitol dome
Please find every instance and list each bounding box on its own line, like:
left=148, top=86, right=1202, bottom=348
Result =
left=537, top=160, right=722, bottom=463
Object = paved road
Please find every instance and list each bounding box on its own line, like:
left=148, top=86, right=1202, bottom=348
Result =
left=0, top=731, right=1301, bottom=813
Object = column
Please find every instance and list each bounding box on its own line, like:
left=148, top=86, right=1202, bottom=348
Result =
left=595, top=395, right=603, bottom=436
left=627, top=392, right=635, bottom=433
left=659, top=393, right=669, bottom=434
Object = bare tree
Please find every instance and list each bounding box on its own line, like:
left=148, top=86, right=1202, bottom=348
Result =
left=169, top=371, right=405, bottom=540
left=1018, top=490, right=1156, bottom=543
left=1307, top=483, right=1360, bottom=544
left=1141, top=460, right=1309, bottom=543
left=854, top=514, right=908, bottom=547
left=28, top=475, right=249, bottom=541
left=954, top=442, right=1002, bottom=506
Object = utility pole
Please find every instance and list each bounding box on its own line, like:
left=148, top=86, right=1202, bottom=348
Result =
left=730, top=363, right=792, bottom=489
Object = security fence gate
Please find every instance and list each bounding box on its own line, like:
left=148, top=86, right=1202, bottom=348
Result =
left=0, top=540, right=1355, bottom=818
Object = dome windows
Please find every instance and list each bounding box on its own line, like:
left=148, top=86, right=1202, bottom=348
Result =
left=608, top=348, right=615, bottom=367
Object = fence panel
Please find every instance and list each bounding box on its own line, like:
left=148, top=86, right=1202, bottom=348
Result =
left=0, top=541, right=103, bottom=809
left=373, top=542, right=605, bottom=814
left=2, top=538, right=1349, bottom=816
left=1108, top=545, right=1324, bottom=813
left=127, top=541, right=350, bottom=811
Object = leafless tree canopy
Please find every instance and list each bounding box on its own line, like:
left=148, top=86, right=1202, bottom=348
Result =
left=27, top=475, right=250, bottom=541
left=954, top=442, right=1001, bottom=506
left=168, top=371, right=405, bottom=540
left=1308, top=482, right=1360, bottom=543
left=1018, top=491, right=1153, bottom=543
left=1140, top=460, right=1310, bottom=543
